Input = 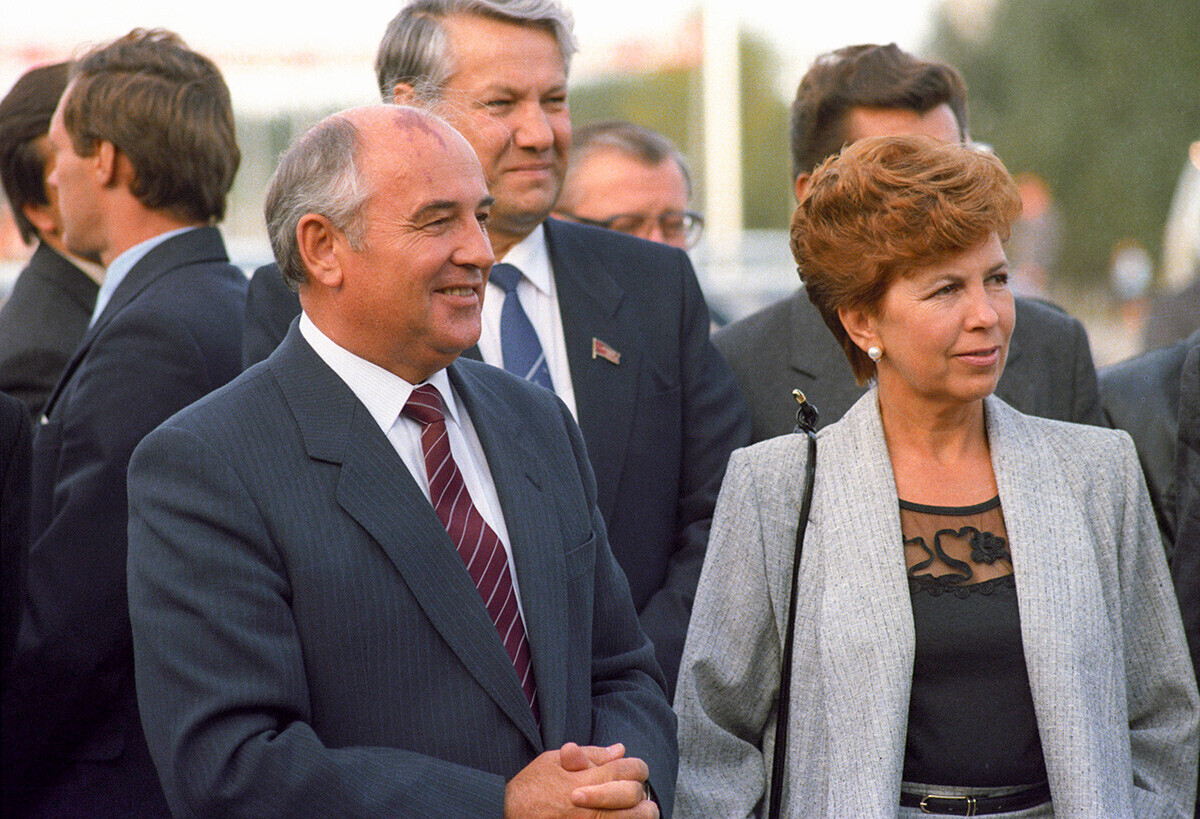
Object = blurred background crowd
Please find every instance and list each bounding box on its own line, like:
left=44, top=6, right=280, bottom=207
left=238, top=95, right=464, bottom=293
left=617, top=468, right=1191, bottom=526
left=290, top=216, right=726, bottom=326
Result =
left=3, top=0, right=1198, bottom=364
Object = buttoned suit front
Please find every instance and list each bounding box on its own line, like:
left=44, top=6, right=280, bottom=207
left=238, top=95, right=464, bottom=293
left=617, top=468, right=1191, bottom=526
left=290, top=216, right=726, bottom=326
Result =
left=126, top=326, right=678, bottom=817
left=675, top=391, right=1198, bottom=817
left=714, top=287, right=1105, bottom=442
left=0, top=243, right=98, bottom=419
left=2, top=227, right=246, bottom=817
left=242, top=218, right=751, bottom=693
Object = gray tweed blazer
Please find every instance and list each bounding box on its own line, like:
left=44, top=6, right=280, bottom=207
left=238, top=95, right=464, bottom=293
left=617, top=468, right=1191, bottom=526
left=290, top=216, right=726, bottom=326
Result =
left=676, top=389, right=1198, bottom=817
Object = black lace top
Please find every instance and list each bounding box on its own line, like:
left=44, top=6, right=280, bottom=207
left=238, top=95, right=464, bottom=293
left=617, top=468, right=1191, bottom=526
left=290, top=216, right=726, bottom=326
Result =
left=900, top=496, right=1048, bottom=787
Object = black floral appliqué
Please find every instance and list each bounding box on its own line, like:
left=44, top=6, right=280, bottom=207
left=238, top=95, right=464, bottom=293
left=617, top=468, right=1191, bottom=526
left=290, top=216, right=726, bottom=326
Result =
left=970, top=529, right=1010, bottom=564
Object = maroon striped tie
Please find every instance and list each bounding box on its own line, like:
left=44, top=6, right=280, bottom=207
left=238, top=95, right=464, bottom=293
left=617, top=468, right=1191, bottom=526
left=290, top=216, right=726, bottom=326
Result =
left=402, top=385, right=539, bottom=721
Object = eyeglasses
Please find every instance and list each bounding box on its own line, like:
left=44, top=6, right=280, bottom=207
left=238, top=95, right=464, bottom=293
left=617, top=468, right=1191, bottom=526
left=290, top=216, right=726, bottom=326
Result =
left=558, top=209, right=705, bottom=249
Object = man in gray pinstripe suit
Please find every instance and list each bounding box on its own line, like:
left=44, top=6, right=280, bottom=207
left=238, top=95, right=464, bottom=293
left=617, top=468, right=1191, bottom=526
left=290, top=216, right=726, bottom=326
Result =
left=126, top=106, right=675, bottom=817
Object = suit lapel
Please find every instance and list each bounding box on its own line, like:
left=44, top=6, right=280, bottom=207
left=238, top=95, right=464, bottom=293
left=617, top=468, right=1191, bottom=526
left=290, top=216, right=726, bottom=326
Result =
left=273, top=335, right=542, bottom=750
left=814, top=390, right=912, bottom=809
left=451, top=364, right=568, bottom=747
left=543, top=219, right=640, bottom=520
left=986, top=397, right=1123, bottom=808
left=42, top=227, right=227, bottom=419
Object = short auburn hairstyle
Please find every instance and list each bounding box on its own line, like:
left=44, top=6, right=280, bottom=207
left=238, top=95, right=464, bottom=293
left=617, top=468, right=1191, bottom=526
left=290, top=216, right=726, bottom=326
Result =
left=62, top=28, right=238, bottom=224
left=790, top=134, right=1021, bottom=383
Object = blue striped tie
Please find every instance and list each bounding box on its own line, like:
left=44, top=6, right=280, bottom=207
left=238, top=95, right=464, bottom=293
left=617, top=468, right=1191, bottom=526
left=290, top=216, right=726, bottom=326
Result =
left=489, top=263, right=554, bottom=391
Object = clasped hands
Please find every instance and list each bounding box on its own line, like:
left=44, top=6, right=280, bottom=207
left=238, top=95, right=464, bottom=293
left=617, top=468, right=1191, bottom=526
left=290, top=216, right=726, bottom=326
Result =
left=504, top=742, right=657, bottom=818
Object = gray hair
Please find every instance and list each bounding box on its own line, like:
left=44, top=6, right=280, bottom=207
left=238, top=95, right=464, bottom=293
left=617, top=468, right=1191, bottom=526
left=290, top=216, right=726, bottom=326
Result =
left=375, top=0, right=577, bottom=102
left=562, top=120, right=694, bottom=205
left=264, top=114, right=369, bottom=288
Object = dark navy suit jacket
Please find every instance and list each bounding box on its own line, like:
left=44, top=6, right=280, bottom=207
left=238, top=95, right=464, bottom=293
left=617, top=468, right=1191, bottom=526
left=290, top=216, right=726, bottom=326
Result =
left=2, top=227, right=246, bottom=817
left=242, top=219, right=751, bottom=694
left=0, top=243, right=98, bottom=419
left=127, top=328, right=677, bottom=817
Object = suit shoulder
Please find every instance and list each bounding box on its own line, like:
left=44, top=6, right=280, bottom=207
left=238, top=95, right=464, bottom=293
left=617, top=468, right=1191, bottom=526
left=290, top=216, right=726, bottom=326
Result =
left=713, top=293, right=796, bottom=353
left=1099, top=340, right=1187, bottom=396
left=155, top=362, right=277, bottom=434
left=996, top=399, right=1134, bottom=464
left=546, top=218, right=688, bottom=280
left=1014, top=296, right=1086, bottom=336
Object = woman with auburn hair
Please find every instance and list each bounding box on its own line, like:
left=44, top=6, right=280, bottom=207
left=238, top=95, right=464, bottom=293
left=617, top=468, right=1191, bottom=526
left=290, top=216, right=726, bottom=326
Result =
left=675, top=135, right=1198, bottom=817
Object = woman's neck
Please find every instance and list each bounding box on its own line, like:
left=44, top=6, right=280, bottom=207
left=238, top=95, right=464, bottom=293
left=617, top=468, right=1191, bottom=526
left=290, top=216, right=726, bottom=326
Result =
left=876, top=384, right=995, bottom=504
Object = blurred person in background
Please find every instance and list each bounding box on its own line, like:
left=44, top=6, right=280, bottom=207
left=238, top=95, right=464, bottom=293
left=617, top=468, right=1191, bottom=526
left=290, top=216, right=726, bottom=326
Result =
left=714, top=43, right=1104, bottom=443
left=242, top=0, right=751, bottom=696
left=0, top=62, right=101, bottom=420
left=677, top=134, right=1198, bottom=817
left=553, top=120, right=703, bottom=251
left=1099, top=327, right=1200, bottom=553
left=1170, top=335, right=1200, bottom=733
left=1007, top=172, right=1061, bottom=299
left=1, top=29, right=246, bottom=816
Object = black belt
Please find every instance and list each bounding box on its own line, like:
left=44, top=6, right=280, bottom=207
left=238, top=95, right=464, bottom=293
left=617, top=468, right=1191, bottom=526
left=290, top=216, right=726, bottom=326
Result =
left=899, top=782, right=1051, bottom=815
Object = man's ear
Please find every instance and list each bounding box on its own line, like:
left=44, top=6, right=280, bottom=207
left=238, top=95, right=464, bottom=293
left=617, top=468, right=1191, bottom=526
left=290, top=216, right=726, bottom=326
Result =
left=793, top=172, right=810, bottom=202
left=21, top=201, right=59, bottom=240
left=94, top=140, right=121, bottom=188
left=838, top=303, right=877, bottom=355
left=296, top=213, right=344, bottom=288
left=392, top=82, right=415, bottom=105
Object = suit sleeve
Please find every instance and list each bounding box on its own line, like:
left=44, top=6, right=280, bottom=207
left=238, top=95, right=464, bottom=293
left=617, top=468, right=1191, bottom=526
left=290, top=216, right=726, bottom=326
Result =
left=128, top=424, right=510, bottom=818
left=675, top=447, right=789, bottom=818
left=636, top=252, right=752, bottom=695
left=3, top=305, right=228, bottom=782
left=1111, top=434, right=1199, bottom=816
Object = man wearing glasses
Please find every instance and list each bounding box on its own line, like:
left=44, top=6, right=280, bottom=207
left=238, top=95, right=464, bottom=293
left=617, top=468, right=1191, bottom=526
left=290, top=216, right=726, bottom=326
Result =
left=554, top=120, right=704, bottom=251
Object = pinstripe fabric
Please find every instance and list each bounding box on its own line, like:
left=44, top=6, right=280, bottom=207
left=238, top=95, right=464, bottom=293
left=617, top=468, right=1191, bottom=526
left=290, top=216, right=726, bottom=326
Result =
left=403, top=385, right=539, bottom=720
left=126, top=331, right=677, bottom=817
left=675, top=389, right=1198, bottom=817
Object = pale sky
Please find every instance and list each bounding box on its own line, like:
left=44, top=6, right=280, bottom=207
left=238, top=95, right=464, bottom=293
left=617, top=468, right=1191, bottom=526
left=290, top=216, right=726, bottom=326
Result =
left=1, top=0, right=947, bottom=111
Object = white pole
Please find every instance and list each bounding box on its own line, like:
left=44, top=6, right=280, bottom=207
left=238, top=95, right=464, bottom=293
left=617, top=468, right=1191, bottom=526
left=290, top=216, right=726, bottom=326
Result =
left=702, top=0, right=743, bottom=263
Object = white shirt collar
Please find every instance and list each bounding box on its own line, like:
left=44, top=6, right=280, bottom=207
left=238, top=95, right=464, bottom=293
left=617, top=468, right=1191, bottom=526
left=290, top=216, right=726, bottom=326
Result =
left=496, top=222, right=551, bottom=296
left=298, top=312, right=460, bottom=435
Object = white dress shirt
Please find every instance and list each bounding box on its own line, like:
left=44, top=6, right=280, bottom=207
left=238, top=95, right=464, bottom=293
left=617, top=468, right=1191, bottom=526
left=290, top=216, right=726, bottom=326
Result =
left=478, top=223, right=578, bottom=420
left=298, top=313, right=526, bottom=613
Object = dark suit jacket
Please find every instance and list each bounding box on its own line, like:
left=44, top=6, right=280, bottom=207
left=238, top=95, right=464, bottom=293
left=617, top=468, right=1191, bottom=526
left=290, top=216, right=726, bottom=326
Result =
left=2, top=227, right=246, bottom=817
left=242, top=219, right=751, bottom=695
left=1170, top=334, right=1200, bottom=687
left=1, top=392, right=31, bottom=673
left=127, top=328, right=678, bottom=817
left=1099, top=329, right=1199, bottom=552
left=0, top=243, right=98, bottom=419
left=714, top=287, right=1104, bottom=442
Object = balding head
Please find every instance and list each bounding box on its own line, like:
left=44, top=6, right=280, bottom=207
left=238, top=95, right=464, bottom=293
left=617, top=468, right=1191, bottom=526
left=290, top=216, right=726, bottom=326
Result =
left=266, top=104, right=494, bottom=382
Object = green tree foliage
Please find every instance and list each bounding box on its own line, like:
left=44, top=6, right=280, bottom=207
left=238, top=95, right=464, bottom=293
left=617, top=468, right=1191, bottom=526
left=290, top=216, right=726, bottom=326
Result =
left=569, top=28, right=792, bottom=230
left=930, top=0, right=1200, bottom=284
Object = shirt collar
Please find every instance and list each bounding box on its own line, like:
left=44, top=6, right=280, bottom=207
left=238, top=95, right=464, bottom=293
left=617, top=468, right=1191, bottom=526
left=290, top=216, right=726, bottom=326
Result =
left=495, top=222, right=551, bottom=296
left=298, top=312, right=460, bottom=434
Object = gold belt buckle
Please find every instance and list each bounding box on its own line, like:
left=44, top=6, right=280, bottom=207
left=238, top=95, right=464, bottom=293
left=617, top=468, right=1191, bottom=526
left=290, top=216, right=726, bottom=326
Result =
left=919, top=794, right=977, bottom=816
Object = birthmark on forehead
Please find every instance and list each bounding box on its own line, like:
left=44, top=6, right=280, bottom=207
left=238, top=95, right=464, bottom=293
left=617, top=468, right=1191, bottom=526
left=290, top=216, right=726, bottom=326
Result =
left=390, top=107, right=450, bottom=149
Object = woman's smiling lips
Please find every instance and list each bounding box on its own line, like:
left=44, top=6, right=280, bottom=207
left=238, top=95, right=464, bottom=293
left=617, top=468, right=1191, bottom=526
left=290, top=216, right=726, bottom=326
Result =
left=955, top=345, right=1002, bottom=366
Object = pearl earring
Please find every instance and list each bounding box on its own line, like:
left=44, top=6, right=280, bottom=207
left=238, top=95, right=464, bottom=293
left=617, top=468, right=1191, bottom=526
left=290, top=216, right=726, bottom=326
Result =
left=867, top=345, right=882, bottom=362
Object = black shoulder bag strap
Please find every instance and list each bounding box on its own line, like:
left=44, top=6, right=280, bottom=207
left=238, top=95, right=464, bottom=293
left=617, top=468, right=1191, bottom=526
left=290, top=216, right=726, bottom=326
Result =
left=767, top=389, right=819, bottom=819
